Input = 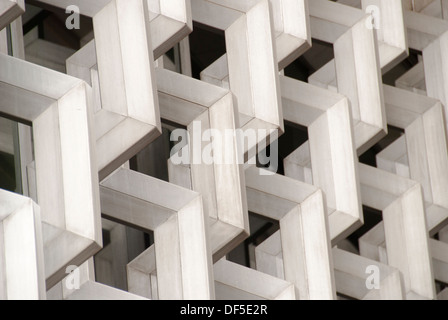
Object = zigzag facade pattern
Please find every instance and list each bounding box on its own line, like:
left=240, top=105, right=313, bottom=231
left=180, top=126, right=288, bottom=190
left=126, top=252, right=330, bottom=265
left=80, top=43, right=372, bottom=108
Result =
left=0, top=0, right=447, bottom=300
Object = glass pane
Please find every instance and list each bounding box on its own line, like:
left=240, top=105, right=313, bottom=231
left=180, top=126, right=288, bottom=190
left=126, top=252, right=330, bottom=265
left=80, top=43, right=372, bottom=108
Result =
left=0, top=117, right=17, bottom=192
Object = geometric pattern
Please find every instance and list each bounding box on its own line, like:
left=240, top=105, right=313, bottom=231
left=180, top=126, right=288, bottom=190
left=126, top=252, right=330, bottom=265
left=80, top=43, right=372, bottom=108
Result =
left=2, top=0, right=448, bottom=301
